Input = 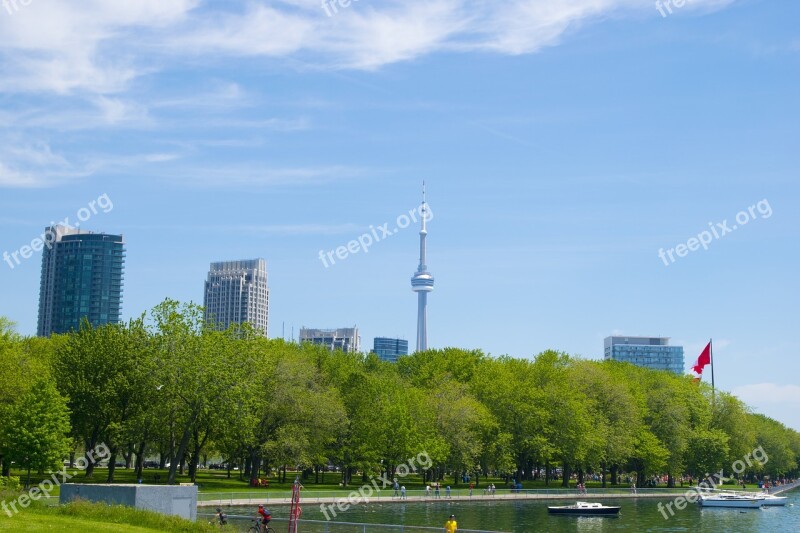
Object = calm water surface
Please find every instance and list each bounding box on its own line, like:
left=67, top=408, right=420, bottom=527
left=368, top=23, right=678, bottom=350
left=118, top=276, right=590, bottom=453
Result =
left=220, top=488, right=798, bottom=532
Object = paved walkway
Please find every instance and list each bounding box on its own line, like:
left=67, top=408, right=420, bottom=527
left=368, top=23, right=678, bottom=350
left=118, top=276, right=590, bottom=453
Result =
left=199, top=481, right=799, bottom=508
left=772, top=481, right=800, bottom=495
left=198, top=490, right=686, bottom=507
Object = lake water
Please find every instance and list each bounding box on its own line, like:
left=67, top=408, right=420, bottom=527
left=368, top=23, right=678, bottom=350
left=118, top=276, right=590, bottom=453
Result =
left=216, top=488, right=799, bottom=532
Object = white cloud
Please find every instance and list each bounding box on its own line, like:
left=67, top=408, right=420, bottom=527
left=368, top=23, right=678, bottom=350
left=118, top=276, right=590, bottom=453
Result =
left=170, top=165, right=370, bottom=188
left=0, top=0, right=738, bottom=95
left=0, top=143, right=79, bottom=187
left=733, top=383, right=800, bottom=406
left=0, top=161, right=39, bottom=188
left=0, top=0, right=197, bottom=94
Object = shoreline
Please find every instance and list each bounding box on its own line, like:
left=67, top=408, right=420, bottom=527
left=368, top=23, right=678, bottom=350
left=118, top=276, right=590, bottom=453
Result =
left=198, top=481, right=800, bottom=507
left=199, top=491, right=687, bottom=507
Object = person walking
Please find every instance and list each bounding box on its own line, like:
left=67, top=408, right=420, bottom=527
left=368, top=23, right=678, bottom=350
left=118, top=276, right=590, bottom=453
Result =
left=444, top=514, right=458, bottom=533
left=400, top=485, right=407, bottom=499
left=214, top=508, right=227, bottom=527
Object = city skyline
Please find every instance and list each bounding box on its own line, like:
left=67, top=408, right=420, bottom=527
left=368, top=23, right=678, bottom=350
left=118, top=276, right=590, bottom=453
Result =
left=1, top=1, right=798, bottom=430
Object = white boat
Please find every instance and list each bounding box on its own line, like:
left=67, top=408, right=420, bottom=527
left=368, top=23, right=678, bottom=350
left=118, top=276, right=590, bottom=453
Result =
left=547, top=502, right=621, bottom=515
left=698, top=493, right=762, bottom=508
left=713, top=490, right=787, bottom=506
left=749, top=493, right=787, bottom=506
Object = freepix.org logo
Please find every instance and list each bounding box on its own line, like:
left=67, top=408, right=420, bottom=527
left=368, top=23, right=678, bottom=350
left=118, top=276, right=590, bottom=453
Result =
left=1, top=443, right=110, bottom=518
left=318, top=203, right=432, bottom=269
left=3, top=193, right=114, bottom=271
left=319, top=452, right=432, bottom=520
left=658, top=199, right=772, bottom=267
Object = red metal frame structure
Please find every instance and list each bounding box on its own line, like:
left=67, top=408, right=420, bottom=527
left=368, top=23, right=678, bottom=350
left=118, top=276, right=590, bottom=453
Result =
left=288, top=478, right=302, bottom=533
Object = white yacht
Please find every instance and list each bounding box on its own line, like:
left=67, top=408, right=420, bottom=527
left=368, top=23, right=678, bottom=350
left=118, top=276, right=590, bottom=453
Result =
left=698, top=493, right=762, bottom=508
left=748, top=493, right=787, bottom=506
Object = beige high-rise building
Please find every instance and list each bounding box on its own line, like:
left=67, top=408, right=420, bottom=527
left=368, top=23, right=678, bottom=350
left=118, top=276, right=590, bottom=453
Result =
left=203, top=259, right=269, bottom=336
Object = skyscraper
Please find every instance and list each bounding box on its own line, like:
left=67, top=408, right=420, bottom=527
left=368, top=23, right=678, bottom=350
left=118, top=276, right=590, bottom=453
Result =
left=604, top=336, right=685, bottom=375
left=204, top=259, right=269, bottom=336
left=411, top=184, right=434, bottom=352
left=37, top=225, right=125, bottom=337
left=299, top=327, right=360, bottom=353
left=372, top=337, right=409, bottom=363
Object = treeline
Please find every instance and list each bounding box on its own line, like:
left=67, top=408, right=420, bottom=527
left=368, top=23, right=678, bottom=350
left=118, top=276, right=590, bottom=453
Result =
left=1, top=301, right=799, bottom=489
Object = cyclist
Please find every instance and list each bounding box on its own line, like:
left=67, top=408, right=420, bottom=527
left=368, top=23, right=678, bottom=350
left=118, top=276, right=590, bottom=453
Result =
left=257, top=504, right=272, bottom=532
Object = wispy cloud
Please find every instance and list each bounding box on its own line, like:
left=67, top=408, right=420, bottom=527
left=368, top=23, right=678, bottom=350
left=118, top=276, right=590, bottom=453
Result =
left=733, top=383, right=800, bottom=405
left=167, top=164, right=371, bottom=188
left=0, top=143, right=82, bottom=188
left=119, top=222, right=363, bottom=236
left=0, top=0, right=738, bottom=95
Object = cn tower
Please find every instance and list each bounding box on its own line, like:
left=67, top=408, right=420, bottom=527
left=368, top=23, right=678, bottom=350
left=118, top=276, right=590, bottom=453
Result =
left=411, top=183, right=434, bottom=352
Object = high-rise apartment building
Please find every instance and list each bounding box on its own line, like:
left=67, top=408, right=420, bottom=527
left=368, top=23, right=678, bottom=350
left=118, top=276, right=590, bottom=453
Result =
left=604, top=336, right=684, bottom=374
left=372, top=337, right=409, bottom=363
left=37, top=226, right=125, bottom=337
left=203, top=259, right=269, bottom=336
left=299, top=327, right=360, bottom=353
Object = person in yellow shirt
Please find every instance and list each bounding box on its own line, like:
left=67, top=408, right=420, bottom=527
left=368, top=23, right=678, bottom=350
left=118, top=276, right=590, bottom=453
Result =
left=445, top=514, right=458, bottom=532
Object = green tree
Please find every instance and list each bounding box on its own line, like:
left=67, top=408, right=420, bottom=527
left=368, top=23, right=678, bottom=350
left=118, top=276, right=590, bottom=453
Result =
left=3, top=379, right=71, bottom=487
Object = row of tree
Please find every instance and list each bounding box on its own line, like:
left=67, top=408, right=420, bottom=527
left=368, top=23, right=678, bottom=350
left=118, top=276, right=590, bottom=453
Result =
left=1, top=301, right=799, bottom=489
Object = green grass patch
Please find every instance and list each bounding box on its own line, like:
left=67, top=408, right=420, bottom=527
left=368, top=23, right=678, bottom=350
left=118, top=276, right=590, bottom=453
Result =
left=11, top=467, right=641, bottom=497
left=0, top=499, right=215, bottom=532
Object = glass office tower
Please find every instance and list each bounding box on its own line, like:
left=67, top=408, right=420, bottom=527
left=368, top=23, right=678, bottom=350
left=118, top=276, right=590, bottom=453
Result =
left=372, top=337, right=409, bottom=363
left=603, top=336, right=684, bottom=374
left=37, top=226, right=125, bottom=336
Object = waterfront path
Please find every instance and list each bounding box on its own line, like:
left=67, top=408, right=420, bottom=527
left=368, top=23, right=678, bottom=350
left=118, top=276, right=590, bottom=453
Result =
left=772, top=480, right=800, bottom=494
left=198, top=481, right=800, bottom=508
left=198, top=487, right=689, bottom=507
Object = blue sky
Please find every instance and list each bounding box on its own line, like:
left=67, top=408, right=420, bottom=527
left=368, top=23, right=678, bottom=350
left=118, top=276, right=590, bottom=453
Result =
left=1, top=0, right=798, bottom=428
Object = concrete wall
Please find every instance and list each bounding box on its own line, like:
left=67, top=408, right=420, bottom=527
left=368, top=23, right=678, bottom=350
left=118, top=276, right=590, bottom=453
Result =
left=60, top=484, right=197, bottom=521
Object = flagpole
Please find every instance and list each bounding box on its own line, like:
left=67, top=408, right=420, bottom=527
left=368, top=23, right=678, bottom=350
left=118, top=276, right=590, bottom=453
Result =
left=710, top=338, right=715, bottom=408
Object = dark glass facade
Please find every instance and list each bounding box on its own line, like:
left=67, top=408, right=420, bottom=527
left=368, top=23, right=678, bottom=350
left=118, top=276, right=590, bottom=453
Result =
left=38, top=227, right=125, bottom=336
left=603, top=336, right=684, bottom=375
left=372, top=337, right=409, bottom=363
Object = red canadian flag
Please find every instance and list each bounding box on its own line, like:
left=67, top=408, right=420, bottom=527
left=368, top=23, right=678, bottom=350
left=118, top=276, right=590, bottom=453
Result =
left=692, top=341, right=712, bottom=375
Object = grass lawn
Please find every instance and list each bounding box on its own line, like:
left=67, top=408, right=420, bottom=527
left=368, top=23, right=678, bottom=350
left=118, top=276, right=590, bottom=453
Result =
left=0, top=513, right=165, bottom=532
left=10, top=467, right=645, bottom=497
left=0, top=498, right=215, bottom=532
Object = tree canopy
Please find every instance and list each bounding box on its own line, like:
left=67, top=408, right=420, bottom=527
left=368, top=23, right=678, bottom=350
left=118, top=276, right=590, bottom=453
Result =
left=1, top=303, right=798, bottom=488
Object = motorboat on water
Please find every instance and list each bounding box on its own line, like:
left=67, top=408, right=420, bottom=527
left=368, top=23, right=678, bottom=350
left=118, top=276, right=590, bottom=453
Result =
left=547, top=502, right=621, bottom=515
